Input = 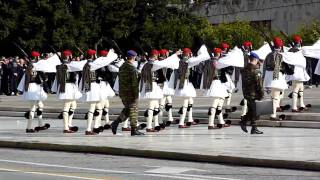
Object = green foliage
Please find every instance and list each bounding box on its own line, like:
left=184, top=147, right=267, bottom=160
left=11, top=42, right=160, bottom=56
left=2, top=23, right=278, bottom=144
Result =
left=297, top=20, right=320, bottom=45
left=0, top=0, right=319, bottom=56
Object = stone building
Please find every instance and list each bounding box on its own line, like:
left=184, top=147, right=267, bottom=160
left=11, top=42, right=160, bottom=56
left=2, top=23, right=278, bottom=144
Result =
left=191, top=0, right=320, bottom=33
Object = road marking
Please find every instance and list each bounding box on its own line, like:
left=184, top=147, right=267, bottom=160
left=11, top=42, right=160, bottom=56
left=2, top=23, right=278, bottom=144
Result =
left=0, top=159, right=131, bottom=174
left=0, top=159, right=241, bottom=180
left=0, top=167, right=106, bottom=180
left=145, top=166, right=208, bottom=174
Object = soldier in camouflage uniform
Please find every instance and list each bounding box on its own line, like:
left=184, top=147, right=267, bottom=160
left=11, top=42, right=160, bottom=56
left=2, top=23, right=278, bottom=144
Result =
left=111, top=50, right=144, bottom=136
left=239, top=52, right=264, bottom=134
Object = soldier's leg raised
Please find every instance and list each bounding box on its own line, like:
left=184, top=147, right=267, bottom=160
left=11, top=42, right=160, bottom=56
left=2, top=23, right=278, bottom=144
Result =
left=34, top=101, right=50, bottom=131
left=208, top=98, right=219, bottom=129
left=270, top=88, right=281, bottom=119
left=298, top=82, right=307, bottom=110
left=178, top=99, right=189, bottom=128
left=26, top=101, right=37, bottom=133
left=217, top=98, right=227, bottom=127
left=93, top=102, right=103, bottom=134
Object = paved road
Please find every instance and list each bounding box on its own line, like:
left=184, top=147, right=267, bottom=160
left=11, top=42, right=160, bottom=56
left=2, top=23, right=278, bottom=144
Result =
left=0, top=116, right=320, bottom=168
left=0, top=148, right=319, bottom=180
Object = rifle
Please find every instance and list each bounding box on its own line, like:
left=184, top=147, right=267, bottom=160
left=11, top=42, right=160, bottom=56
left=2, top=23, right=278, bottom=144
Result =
left=12, top=42, right=31, bottom=63
left=94, top=37, right=103, bottom=53
left=48, top=45, right=64, bottom=63
left=110, top=40, right=126, bottom=59
left=132, top=39, right=147, bottom=56
left=75, top=45, right=84, bottom=55
left=280, top=31, right=295, bottom=47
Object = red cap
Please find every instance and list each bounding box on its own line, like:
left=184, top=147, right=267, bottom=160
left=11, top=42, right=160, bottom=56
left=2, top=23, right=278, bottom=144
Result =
left=31, top=51, right=40, bottom=57
left=99, top=50, right=108, bottom=56
left=273, top=37, right=284, bottom=48
left=243, top=41, right=252, bottom=47
left=220, top=42, right=230, bottom=50
left=213, top=48, right=222, bottom=54
left=87, top=49, right=96, bottom=56
left=159, top=49, right=168, bottom=56
left=151, top=49, right=160, bottom=56
left=63, top=50, right=72, bottom=57
left=182, top=48, right=191, bottom=55
left=292, top=35, right=302, bottom=43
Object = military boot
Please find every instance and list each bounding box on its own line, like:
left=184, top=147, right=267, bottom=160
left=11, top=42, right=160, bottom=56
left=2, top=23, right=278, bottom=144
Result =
left=251, top=125, right=263, bottom=134
left=111, top=119, right=120, bottom=135
left=131, top=127, right=145, bottom=136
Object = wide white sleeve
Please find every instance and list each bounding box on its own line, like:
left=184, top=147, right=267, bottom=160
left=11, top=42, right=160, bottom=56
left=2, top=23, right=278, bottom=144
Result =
left=252, top=43, right=272, bottom=60
left=90, top=51, right=118, bottom=71
left=33, top=54, right=61, bottom=72
left=67, top=60, right=87, bottom=72
left=151, top=54, right=180, bottom=71
left=216, top=47, right=244, bottom=69
left=188, top=45, right=211, bottom=68
left=281, top=51, right=306, bottom=68
left=302, top=45, right=320, bottom=59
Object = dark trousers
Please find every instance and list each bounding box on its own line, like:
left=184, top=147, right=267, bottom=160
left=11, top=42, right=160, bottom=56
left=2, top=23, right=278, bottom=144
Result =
left=243, top=99, right=257, bottom=125
left=234, top=67, right=241, bottom=87
left=116, top=100, right=138, bottom=128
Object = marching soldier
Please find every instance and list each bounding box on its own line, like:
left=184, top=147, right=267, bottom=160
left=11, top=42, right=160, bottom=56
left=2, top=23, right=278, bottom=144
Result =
left=111, top=50, right=145, bottom=136
left=140, top=49, right=180, bottom=132
left=159, top=49, right=175, bottom=127
left=201, top=48, right=230, bottom=129
left=52, top=50, right=81, bottom=133
left=264, top=37, right=293, bottom=120
left=80, top=49, right=118, bottom=135
left=173, top=45, right=210, bottom=128
left=220, top=43, right=237, bottom=113
left=95, top=50, right=116, bottom=131
left=287, top=35, right=311, bottom=112
left=239, top=52, right=264, bottom=134
left=18, top=51, right=50, bottom=133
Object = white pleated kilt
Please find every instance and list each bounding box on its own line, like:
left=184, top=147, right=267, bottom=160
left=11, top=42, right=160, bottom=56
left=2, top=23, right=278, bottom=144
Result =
left=203, top=80, right=229, bottom=98
left=222, top=74, right=235, bottom=92
left=22, top=83, right=48, bottom=101
left=285, top=66, right=310, bottom=82
left=139, top=82, right=163, bottom=99
left=162, top=80, right=175, bottom=96
left=100, top=81, right=115, bottom=99
left=264, top=71, right=288, bottom=90
left=80, top=82, right=102, bottom=102
left=175, top=80, right=196, bottom=98
left=57, top=83, right=82, bottom=100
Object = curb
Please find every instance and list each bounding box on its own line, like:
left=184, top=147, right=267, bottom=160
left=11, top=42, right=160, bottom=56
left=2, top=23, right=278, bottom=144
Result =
left=0, top=140, right=319, bottom=171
